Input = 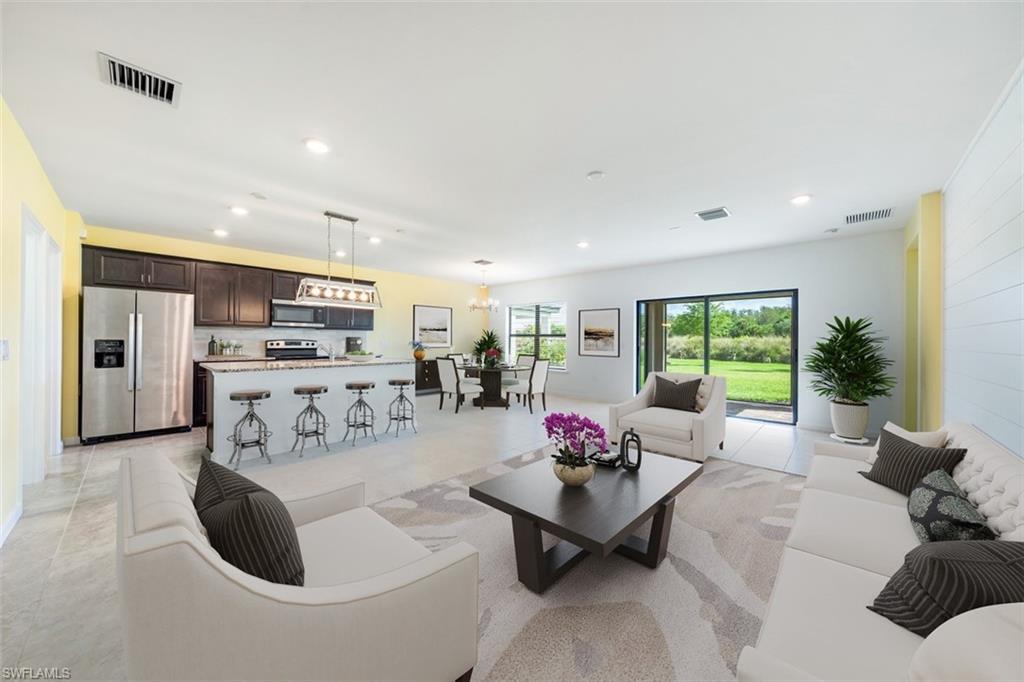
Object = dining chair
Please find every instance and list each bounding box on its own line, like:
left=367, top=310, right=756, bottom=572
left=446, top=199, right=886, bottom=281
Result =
left=437, top=357, right=484, bottom=413
left=505, top=359, right=550, bottom=414
left=447, top=353, right=480, bottom=384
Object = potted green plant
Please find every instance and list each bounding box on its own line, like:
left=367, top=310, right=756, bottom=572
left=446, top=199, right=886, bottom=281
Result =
left=472, top=329, right=503, bottom=365
left=804, top=316, right=896, bottom=440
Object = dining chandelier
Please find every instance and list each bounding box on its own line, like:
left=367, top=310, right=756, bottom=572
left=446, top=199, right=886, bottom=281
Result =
left=468, top=264, right=498, bottom=313
left=295, top=211, right=382, bottom=309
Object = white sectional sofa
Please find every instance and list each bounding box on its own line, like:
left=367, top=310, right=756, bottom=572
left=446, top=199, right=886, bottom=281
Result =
left=117, top=454, right=479, bottom=681
left=608, top=372, right=726, bottom=462
left=738, top=422, right=1024, bottom=681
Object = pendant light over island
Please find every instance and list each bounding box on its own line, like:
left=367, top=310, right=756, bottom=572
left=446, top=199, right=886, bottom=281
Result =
left=295, top=210, right=382, bottom=309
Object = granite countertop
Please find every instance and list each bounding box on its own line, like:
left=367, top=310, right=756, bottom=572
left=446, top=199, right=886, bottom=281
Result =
left=195, top=355, right=271, bottom=362
left=200, top=357, right=415, bottom=373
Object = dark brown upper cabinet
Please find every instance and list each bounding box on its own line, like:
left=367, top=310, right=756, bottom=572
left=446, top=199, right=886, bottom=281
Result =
left=234, top=267, right=270, bottom=326
left=271, top=272, right=301, bottom=300
left=83, top=247, right=194, bottom=292
left=195, top=263, right=270, bottom=327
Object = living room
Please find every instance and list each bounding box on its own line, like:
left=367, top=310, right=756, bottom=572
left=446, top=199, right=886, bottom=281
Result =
left=1, top=2, right=1022, bottom=681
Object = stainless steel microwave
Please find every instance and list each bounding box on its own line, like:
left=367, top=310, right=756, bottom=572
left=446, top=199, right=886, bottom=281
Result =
left=270, top=299, right=326, bottom=328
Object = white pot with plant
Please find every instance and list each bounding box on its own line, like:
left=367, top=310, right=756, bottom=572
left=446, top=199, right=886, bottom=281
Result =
left=804, top=316, right=896, bottom=440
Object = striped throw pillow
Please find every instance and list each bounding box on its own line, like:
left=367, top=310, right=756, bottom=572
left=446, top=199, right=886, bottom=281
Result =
left=860, top=428, right=966, bottom=496
left=194, top=459, right=305, bottom=586
left=869, top=540, right=1024, bottom=636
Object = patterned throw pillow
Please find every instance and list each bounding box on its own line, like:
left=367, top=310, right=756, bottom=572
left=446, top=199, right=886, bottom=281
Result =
left=860, top=428, right=966, bottom=496
left=907, top=470, right=996, bottom=543
left=194, top=459, right=305, bottom=586
left=869, top=540, right=1024, bottom=637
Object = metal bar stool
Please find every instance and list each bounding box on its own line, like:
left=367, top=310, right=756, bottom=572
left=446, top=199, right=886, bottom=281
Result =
left=343, top=381, right=377, bottom=446
left=385, top=378, right=417, bottom=437
left=227, top=390, right=272, bottom=470
left=291, top=385, right=329, bottom=456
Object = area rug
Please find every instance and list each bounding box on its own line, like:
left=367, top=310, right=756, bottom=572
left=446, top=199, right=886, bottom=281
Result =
left=370, top=450, right=806, bottom=681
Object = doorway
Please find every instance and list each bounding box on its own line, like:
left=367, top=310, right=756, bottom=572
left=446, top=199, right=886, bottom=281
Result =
left=19, top=207, right=63, bottom=496
left=637, top=289, right=797, bottom=424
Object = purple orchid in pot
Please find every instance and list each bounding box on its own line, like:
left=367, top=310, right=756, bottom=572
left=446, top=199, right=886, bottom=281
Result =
left=544, top=412, right=608, bottom=487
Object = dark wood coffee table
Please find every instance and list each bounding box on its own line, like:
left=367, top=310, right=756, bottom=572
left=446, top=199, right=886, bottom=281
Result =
left=469, top=453, right=702, bottom=593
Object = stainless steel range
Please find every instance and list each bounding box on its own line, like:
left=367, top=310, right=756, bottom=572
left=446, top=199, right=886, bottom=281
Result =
left=265, top=339, right=330, bottom=360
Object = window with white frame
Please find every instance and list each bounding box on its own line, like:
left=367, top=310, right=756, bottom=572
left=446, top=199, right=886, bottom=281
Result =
left=508, top=303, right=567, bottom=369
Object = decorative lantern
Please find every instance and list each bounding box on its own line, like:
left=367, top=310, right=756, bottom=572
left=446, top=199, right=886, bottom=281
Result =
left=619, top=428, right=642, bottom=471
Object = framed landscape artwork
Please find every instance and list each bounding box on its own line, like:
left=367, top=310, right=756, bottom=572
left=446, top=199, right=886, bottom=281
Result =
left=578, top=308, right=620, bottom=357
left=413, top=305, right=453, bottom=348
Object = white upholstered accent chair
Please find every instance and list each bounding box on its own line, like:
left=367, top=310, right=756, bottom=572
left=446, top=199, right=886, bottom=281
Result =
left=505, top=359, right=550, bottom=413
left=437, top=357, right=484, bottom=412
left=117, top=453, right=479, bottom=681
left=608, top=372, right=726, bottom=462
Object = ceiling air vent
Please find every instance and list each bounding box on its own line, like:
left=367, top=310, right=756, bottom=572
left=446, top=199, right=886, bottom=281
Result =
left=695, top=206, right=731, bottom=221
left=98, top=52, right=181, bottom=107
left=845, top=208, right=893, bottom=225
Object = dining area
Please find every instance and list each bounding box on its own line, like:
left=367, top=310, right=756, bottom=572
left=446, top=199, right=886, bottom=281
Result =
left=434, top=353, right=550, bottom=414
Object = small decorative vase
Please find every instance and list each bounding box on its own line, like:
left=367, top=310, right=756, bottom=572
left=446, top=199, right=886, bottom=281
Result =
left=830, top=401, right=869, bottom=439
left=413, top=349, right=426, bottom=361
left=553, top=462, right=595, bottom=487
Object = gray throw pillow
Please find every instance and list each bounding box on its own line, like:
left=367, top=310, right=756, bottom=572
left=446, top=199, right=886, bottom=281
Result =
left=869, top=540, right=1024, bottom=637
left=652, top=376, right=701, bottom=412
left=908, top=469, right=995, bottom=543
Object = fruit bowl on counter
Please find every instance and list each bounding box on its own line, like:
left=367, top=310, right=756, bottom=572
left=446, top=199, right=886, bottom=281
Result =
left=345, top=351, right=375, bottom=363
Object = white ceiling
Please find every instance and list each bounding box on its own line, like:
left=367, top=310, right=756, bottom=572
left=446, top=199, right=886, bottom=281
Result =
left=3, top=2, right=1022, bottom=284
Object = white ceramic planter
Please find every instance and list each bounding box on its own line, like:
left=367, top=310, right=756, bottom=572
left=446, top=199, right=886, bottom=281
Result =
left=830, top=401, right=869, bottom=439
left=553, top=462, right=595, bottom=487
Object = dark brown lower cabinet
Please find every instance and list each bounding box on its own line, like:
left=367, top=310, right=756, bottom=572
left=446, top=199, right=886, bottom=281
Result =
left=415, top=360, right=441, bottom=394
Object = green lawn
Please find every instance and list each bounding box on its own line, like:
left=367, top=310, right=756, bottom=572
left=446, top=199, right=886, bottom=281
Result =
left=667, top=358, right=791, bottom=404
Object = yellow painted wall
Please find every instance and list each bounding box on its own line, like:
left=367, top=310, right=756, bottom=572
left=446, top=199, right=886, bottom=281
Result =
left=903, top=192, right=943, bottom=430
left=0, top=98, right=69, bottom=530
left=64, top=225, right=491, bottom=438
left=904, top=240, right=919, bottom=430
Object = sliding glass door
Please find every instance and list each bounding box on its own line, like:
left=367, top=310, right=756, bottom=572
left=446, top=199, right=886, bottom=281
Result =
left=637, top=290, right=797, bottom=424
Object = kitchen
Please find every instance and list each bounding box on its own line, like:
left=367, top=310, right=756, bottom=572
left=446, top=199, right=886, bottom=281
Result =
left=79, top=243, right=419, bottom=466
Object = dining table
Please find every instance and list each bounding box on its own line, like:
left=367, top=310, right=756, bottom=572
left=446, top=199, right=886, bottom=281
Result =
left=457, top=364, right=527, bottom=407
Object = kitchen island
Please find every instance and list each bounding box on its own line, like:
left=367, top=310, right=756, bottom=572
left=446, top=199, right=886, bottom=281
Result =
left=200, top=357, right=417, bottom=464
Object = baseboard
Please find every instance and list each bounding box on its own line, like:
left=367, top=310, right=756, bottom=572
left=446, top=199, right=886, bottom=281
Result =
left=62, top=436, right=80, bottom=448
left=0, top=502, right=24, bottom=548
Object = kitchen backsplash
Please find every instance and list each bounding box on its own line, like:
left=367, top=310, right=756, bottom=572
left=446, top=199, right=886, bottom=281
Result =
left=194, top=327, right=368, bottom=359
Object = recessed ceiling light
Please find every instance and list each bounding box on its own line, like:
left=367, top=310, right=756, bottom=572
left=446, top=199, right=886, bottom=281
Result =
left=577, top=241, right=590, bottom=249
left=585, top=171, right=605, bottom=181
left=790, top=194, right=813, bottom=206
left=368, top=236, right=382, bottom=245
left=304, top=138, right=330, bottom=154
left=212, top=228, right=229, bottom=238
left=335, top=249, right=346, bottom=257
left=229, top=205, right=248, bottom=216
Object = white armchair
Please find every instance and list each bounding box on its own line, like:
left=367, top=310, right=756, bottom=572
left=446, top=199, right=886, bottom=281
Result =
left=608, top=372, right=726, bottom=462
left=118, top=454, right=479, bottom=681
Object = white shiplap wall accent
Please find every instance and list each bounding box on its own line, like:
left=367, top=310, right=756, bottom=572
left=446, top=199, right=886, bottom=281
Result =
left=943, top=67, right=1024, bottom=456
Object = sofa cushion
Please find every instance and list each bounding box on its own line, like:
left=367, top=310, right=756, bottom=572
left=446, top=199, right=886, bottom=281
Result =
left=129, top=455, right=209, bottom=546
left=869, top=540, right=1024, bottom=637
left=868, top=422, right=948, bottom=464
left=947, top=423, right=1024, bottom=541
left=908, top=470, right=995, bottom=543
left=652, top=375, right=701, bottom=412
left=194, top=459, right=305, bottom=586
left=756, top=548, right=923, bottom=681
left=805, top=455, right=908, bottom=506
left=786, top=489, right=920, bottom=576
left=296, top=506, right=430, bottom=586
left=618, top=407, right=693, bottom=442
left=861, top=429, right=966, bottom=496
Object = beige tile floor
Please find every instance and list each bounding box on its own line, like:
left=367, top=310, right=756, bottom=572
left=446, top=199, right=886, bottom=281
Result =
left=0, top=394, right=834, bottom=679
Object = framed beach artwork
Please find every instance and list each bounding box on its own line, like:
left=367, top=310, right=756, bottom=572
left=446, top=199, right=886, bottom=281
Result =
left=413, top=305, right=453, bottom=348
left=578, top=308, right=620, bottom=357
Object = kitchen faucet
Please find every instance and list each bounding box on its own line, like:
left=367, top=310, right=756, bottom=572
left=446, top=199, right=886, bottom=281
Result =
left=318, top=343, right=336, bottom=361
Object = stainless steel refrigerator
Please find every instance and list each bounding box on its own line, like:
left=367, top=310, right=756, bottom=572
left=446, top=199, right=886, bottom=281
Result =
left=81, top=286, right=193, bottom=442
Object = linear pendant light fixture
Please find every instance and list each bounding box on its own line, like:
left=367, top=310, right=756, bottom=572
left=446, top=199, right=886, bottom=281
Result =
left=295, top=211, right=382, bottom=309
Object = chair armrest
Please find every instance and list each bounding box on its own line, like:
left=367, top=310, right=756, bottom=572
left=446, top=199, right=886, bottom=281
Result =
left=609, top=380, right=654, bottom=440
left=910, top=604, right=1024, bottom=682
left=812, top=439, right=872, bottom=461
left=691, top=378, right=727, bottom=458
left=244, top=466, right=366, bottom=527
left=737, top=647, right=818, bottom=682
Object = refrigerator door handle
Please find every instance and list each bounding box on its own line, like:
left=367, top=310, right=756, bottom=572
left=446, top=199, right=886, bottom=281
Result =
left=127, top=313, right=136, bottom=392
left=136, top=313, right=144, bottom=389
